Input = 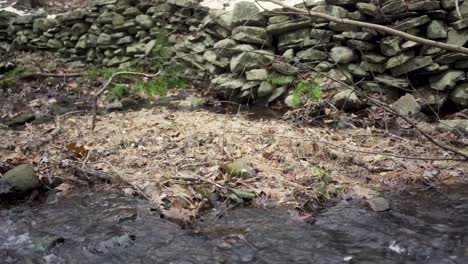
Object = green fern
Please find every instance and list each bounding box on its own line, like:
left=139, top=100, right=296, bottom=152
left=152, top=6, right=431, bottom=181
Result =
left=270, top=75, right=294, bottom=86
left=291, top=78, right=322, bottom=106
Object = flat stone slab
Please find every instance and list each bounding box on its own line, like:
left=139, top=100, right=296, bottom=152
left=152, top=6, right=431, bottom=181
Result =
left=391, top=56, right=433, bottom=76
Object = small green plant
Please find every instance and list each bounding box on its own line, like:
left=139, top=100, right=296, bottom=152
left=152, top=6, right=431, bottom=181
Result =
left=108, top=83, right=129, bottom=101
left=270, top=74, right=294, bottom=86
left=291, top=78, right=322, bottom=106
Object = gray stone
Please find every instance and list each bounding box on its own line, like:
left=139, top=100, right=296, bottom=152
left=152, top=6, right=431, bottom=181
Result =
left=455, top=60, right=468, bottom=69
left=123, top=7, right=141, bottom=17
left=391, top=94, right=421, bottom=116
left=269, top=16, right=289, bottom=24
left=332, top=89, right=363, bottom=110
left=391, top=56, right=433, bottom=76
left=310, top=29, right=334, bottom=41
left=212, top=74, right=246, bottom=90
left=315, top=61, right=334, bottom=72
left=329, top=22, right=360, bottom=32
left=329, top=68, right=353, bottom=83
left=380, top=37, right=402, bottom=57
left=213, top=39, right=237, bottom=57
left=430, top=71, right=465, bottom=91
left=177, top=96, right=206, bottom=110
left=408, top=0, right=440, bottom=11
left=33, top=18, right=58, bottom=34
left=414, top=89, right=448, bottom=110
left=117, top=36, right=133, bottom=45
left=47, top=39, right=62, bottom=49
left=452, top=18, right=468, bottom=30
left=311, top=5, right=349, bottom=22
left=230, top=50, right=274, bottom=73
left=348, top=11, right=366, bottom=20
left=402, top=41, right=420, bottom=50
left=267, top=87, right=287, bottom=103
left=330, top=46, right=357, bottom=63
left=435, top=52, right=468, bottom=64
left=246, top=69, right=269, bottom=81
left=362, top=53, right=388, bottom=64
left=297, top=48, right=328, bottom=61
left=257, top=81, right=275, bottom=97
left=231, top=1, right=265, bottom=27
left=273, top=62, right=298, bottom=76
left=345, top=64, right=369, bottom=78
left=356, top=3, right=379, bottom=17
left=361, top=61, right=386, bottom=74
left=266, top=19, right=311, bottom=35
left=232, top=26, right=271, bottom=46
left=278, top=28, right=310, bottom=48
left=135, top=15, right=153, bottom=29
left=367, top=197, right=390, bottom=212
left=381, top=0, right=407, bottom=15
left=342, top=31, right=373, bottom=40
left=438, top=119, right=468, bottom=133
left=282, top=49, right=295, bottom=60
left=97, top=33, right=112, bottom=45
left=427, top=20, right=448, bottom=39
left=1, top=164, right=39, bottom=192
left=126, top=43, right=146, bottom=55
left=285, top=94, right=302, bottom=108
left=447, top=28, right=468, bottom=46
left=375, top=75, right=410, bottom=89
left=385, top=51, right=415, bottom=69
left=346, top=40, right=376, bottom=52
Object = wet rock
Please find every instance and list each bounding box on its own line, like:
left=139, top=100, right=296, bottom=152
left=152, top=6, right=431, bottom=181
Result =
left=0, top=164, right=40, bottom=193
left=367, top=197, right=390, bottom=212
left=430, top=71, right=465, bottom=91
left=332, top=89, right=363, bottom=110
left=5, top=113, right=35, bottom=127
left=391, top=94, right=421, bottom=116
left=450, top=83, right=468, bottom=108
left=330, top=46, right=357, bottom=64
left=226, top=158, right=255, bottom=178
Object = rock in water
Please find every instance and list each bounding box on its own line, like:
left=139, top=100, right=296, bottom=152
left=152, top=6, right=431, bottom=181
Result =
left=0, top=164, right=40, bottom=193
left=367, top=197, right=390, bottom=212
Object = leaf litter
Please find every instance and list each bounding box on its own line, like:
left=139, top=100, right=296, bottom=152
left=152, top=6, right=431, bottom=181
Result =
left=1, top=106, right=466, bottom=223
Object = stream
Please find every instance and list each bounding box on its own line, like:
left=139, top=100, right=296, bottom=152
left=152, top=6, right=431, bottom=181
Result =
left=1, top=185, right=467, bottom=264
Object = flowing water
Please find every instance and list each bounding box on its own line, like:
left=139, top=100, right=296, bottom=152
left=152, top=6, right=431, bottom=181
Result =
left=1, top=185, right=468, bottom=264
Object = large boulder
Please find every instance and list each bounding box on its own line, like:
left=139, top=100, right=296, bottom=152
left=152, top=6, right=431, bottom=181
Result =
left=391, top=94, right=421, bottom=116
left=332, top=89, right=363, bottom=110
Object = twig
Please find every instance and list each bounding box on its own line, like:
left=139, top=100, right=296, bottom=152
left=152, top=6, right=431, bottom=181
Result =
left=262, top=0, right=468, bottom=55
left=19, top=72, right=82, bottom=80
left=455, top=0, right=462, bottom=19
left=91, top=71, right=161, bottom=130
